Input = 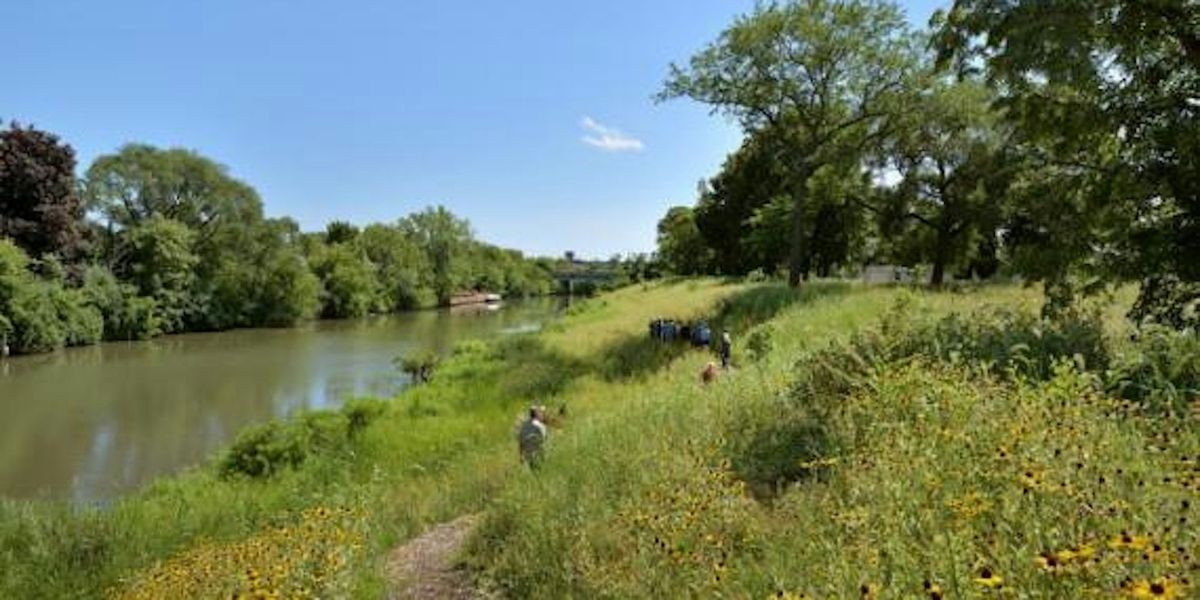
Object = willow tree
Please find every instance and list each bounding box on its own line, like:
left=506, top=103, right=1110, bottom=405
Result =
left=659, top=0, right=922, bottom=286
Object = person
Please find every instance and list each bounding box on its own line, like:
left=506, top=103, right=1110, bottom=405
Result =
left=719, top=330, right=732, bottom=369
left=701, top=361, right=718, bottom=384
left=517, top=405, right=548, bottom=468
left=695, top=321, right=711, bottom=349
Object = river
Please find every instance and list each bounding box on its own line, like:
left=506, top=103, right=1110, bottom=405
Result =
left=0, top=299, right=563, bottom=503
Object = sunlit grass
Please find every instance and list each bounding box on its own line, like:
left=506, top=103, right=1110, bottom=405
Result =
left=5, top=279, right=1181, bottom=599
left=0, top=280, right=755, bottom=597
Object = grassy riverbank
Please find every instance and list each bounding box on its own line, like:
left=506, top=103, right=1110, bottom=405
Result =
left=2, top=279, right=1194, bottom=598
left=0, top=279, right=750, bottom=597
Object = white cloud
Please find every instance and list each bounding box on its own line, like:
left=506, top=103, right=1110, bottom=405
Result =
left=580, top=116, right=644, bottom=152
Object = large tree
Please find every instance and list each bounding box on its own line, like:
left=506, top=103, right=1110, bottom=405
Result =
left=660, top=0, right=922, bottom=286
left=936, top=0, right=1200, bottom=319
left=694, top=130, right=790, bottom=275
left=0, top=122, right=86, bottom=260
left=400, top=206, right=473, bottom=305
left=84, top=144, right=262, bottom=234
left=879, top=79, right=1010, bottom=286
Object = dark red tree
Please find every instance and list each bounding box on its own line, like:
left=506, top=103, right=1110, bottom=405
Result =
left=0, top=122, right=86, bottom=260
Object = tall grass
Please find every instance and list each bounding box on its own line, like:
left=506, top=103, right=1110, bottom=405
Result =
left=6, top=279, right=1189, bottom=598
left=467, top=285, right=1197, bottom=598
left=0, top=279, right=756, bottom=598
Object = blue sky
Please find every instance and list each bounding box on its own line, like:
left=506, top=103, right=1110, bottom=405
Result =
left=5, top=0, right=946, bottom=258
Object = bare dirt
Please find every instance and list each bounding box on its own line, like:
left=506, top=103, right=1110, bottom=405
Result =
left=385, top=514, right=487, bottom=599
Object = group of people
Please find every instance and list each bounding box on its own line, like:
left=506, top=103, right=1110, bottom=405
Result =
left=649, top=317, right=711, bottom=347
left=649, top=318, right=732, bottom=368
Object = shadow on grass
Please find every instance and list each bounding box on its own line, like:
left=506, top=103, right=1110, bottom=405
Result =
left=595, top=281, right=852, bottom=381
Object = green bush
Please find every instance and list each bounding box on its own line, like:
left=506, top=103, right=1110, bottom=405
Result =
left=341, top=397, right=389, bottom=437
left=1105, top=326, right=1200, bottom=414
left=82, top=266, right=161, bottom=341
left=829, top=300, right=1110, bottom=382
left=219, top=421, right=311, bottom=479
left=0, top=240, right=103, bottom=353
left=744, top=323, right=775, bottom=363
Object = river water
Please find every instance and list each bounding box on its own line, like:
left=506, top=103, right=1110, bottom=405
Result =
left=0, top=299, right=562, bottom=502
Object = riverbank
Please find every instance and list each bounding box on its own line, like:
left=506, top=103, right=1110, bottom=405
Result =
left=0, top=279, right=747, bottom=597
left=0, top=297, right=563, bottom=502
left=4, top=280, right=1194, bottom=598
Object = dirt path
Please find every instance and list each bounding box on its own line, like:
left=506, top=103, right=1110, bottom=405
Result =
left=385, top=514, right=486, bottom=599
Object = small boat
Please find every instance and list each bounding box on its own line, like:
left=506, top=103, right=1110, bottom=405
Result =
left=449, top=291, right=502, bottom=307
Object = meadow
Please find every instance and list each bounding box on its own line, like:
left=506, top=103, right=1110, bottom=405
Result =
left=467, top=284, right=1198, bottom=599
left=0, top=279, right=1195, bottom=598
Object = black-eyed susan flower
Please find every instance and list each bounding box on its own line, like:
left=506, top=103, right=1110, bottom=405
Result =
left=974, top=567, right=1003, bottom=589
left=1124, top=577, right=1186, bottom=598
left=1109, top=532, right=1151, bottom=551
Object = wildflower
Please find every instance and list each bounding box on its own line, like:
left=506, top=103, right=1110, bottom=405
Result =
left=923, top=579, right=944, bottom=600
left=1124, top=578, right=1186, bottom=598
left=974, top=567, right=1003, bottom=589
left=1109, top=532, right=1151, bottom=551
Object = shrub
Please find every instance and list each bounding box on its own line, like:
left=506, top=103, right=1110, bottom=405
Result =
left=219, top=421, right=311, bottom=479
left=299, top=411, right=350, bottom=450
left=341, top=397, right=389, bottom=437
left=451, top=339, right=489, bottom=357
left=82, top=266, right=161, bottom=340
left=395, top=349, right=441, bottom=384
left=744, top=323, right=775, bottom=363
left=726, top=398, right=835, bottom=499
left=1105, top=326, right=1200, bottom=414
left=830, top=299, right=1110, bottom=382
left=0, top=240, right=102, bottom=353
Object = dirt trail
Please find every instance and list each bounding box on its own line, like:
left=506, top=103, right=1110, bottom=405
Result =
left=385, top=514, right=486, bottom=599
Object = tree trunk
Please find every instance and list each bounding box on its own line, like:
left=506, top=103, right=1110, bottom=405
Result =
left=787, top=166, right=813, bottom=287
left=930, top=227, right=949, bottom=288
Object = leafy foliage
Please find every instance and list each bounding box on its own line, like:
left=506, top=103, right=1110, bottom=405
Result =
left=0, top=122, right=86, bottom=260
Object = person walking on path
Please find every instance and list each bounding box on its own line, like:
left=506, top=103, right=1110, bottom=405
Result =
left=517, top=405, right=548, bottom=469
left=719, top=330, right=732, bottom=369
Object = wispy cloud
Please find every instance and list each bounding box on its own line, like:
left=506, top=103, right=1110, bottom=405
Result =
left=580, top=116, right=644, bottom=152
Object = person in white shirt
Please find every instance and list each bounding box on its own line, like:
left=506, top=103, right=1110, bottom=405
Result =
left=517, top=405, right=548, bottom=468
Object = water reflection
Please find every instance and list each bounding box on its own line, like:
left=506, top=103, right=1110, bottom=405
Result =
left=0, top=299, right=561, bottom=502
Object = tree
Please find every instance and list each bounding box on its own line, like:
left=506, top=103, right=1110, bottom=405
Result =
left=255, top=247, right=321, bottom=326
left=0, top=122, right=86, bottom=260
left=324, top=220, right=359, bottom=245
left=358, top=223, right=430, bottom=310
left=695, top=131, right=790, bottom=274
left=878, top=79, right=1009, bottom=286
left=0, top=239, right=102, bottom=353
left=121, top=215, right=199, bottom=333
left=84, top=144, right=262, bottom=233
left=660, top=0, right=922, bottom=286
left=81, top=265, right=160, bottom=340
left=656, top=206, right=713, bottom=275
left=936, top=0, right=1200, bottom=317
left=400, top=206, right=472, bottom=305
left=309, top=243, right=378, bottom=319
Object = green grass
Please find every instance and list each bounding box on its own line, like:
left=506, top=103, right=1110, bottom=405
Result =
left=4, top=279, right=1192, bottom=599
left=464, top=284, right=1196, bottom=598
left=0, top=279, right=760, bottom=597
